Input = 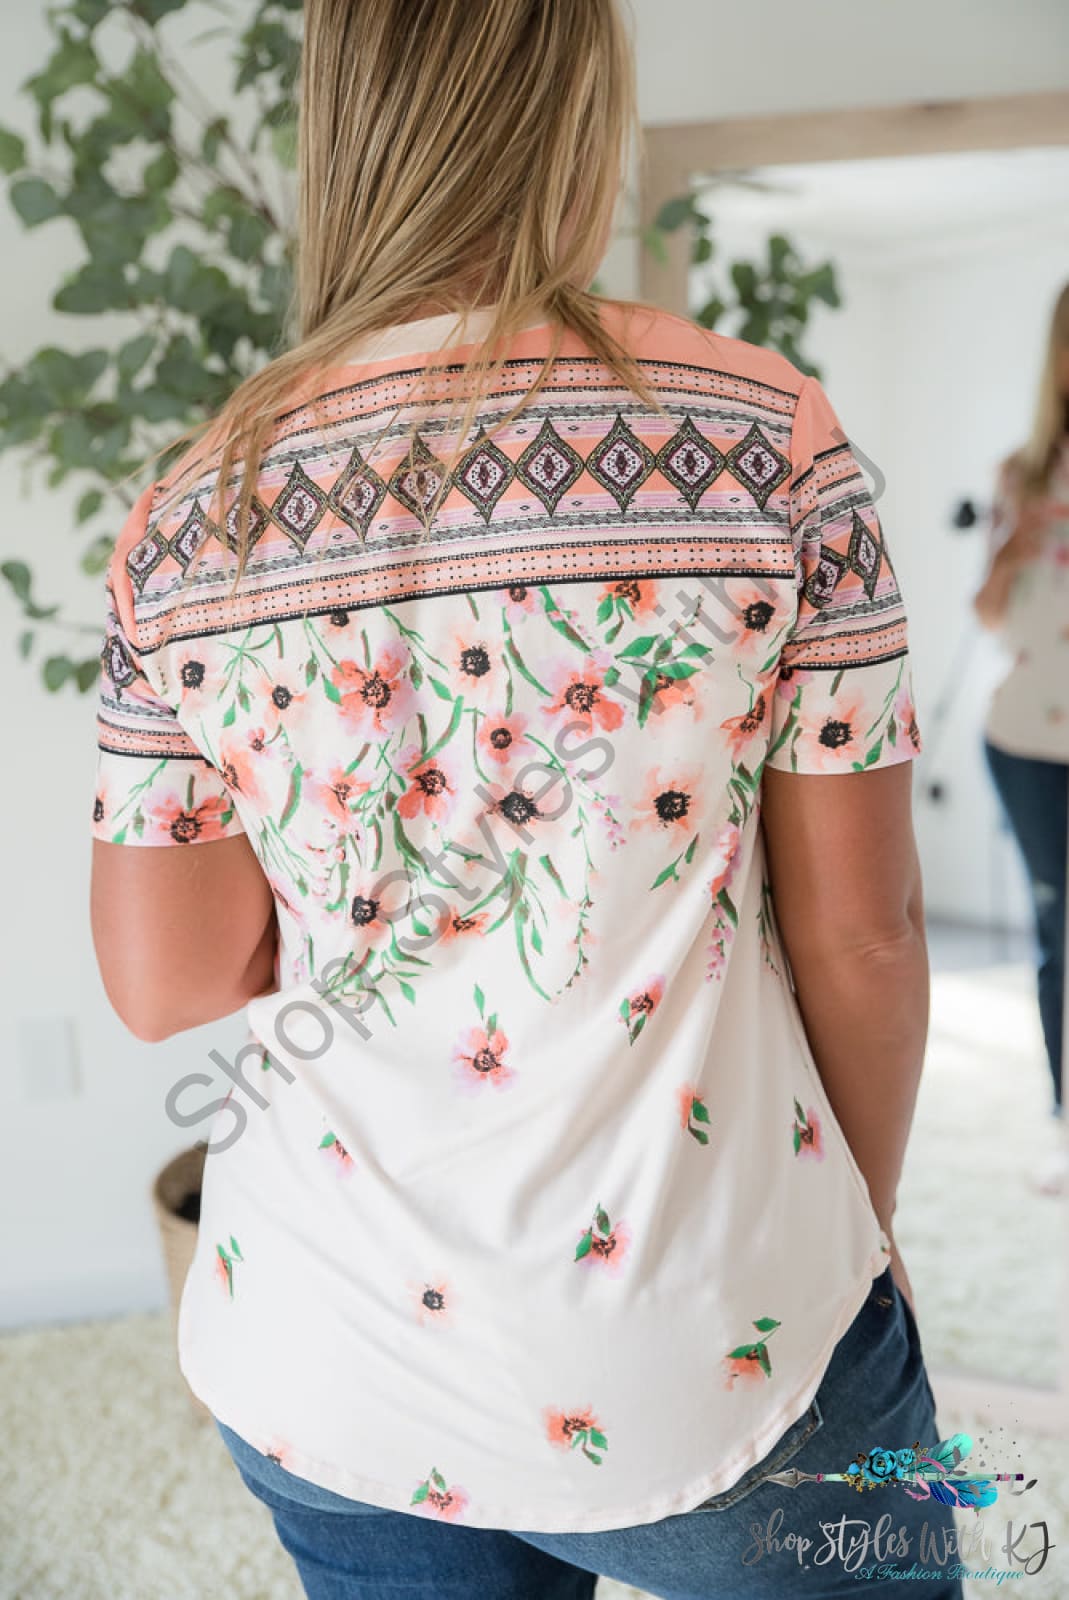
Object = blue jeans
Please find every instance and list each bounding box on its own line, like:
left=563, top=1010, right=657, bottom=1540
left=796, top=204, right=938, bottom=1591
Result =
left=215, top=1267, right=962, bottom=1599
left=984, top=740, right=1067, bottom=1111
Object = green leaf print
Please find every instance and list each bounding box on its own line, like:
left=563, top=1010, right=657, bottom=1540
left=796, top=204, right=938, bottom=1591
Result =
left=575, top=1230, right=593, bottom=1261
left=431, top=1469, right=446, bottom=1491
left=691, top=1100, right=711, bottom=1125
left=753, top=1317, right=780, bottom=1333
left=411, top=1483, right=430, bottom=1504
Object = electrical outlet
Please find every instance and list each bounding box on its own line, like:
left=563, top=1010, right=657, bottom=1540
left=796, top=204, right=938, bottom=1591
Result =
left=17, top=1016, right=81, bottom=1103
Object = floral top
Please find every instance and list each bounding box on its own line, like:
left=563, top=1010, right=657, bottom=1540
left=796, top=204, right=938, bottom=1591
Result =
left=985, top=438, right=1069, bottom=764
left=92, top=303, right=920, bottom=1533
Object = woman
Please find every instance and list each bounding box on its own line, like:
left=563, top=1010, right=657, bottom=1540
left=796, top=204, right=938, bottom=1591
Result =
left=90, top=3, right=960, bottom=1596
left=975, top=283, right=1069, bottom=1184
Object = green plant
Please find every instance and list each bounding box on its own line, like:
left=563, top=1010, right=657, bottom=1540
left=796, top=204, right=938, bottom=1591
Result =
left=645, top=190, right=841, bottom=377
left=0, top=0, right=300, bottom=691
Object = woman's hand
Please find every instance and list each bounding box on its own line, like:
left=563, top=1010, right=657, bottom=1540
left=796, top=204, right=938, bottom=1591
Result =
left=973, top=499, right=1048, bottom=629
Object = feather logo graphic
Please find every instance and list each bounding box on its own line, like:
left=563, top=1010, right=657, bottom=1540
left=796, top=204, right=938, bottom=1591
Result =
left=765, top=1432, right=1032, bottom=1511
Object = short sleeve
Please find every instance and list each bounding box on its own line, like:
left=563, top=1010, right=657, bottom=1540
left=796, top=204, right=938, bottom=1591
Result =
left=766, top=377, right=922, bottom=775
left=92, top=485, right=245, bottom=847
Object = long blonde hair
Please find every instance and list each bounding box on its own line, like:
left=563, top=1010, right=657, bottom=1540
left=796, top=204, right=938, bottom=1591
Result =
left=1012, top=280, right=1069, bottom=498
left=167, top=0, right=657, bottom=565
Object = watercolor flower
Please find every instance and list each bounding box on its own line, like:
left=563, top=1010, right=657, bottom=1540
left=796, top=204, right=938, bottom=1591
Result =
left=332, top=646, right=415, bottom=740
left=632, top=768, right=701, bottom=833
left=708, top=821, right=742, bottom=900
left=318, top=1130, right=354, bottom=1172
left=775, top=662, right=814, bottom=702
left=734, top=590, right=778, bottom=635
left=411, top=1468, right=469, bottom=1520
left=313, top=765, right=371, bottom=826
left=147, top=792, right=231, bottom=845
left=542, top=658, right=624, bottom=734
left=599, top=578, right=660, bottom=617
left=544, top=1408, right=608, bottom=1466
left=720, top=693, right=770, bottom=759
left=347, top=870, right=393, bottom=961
left=722, top=1318, right=780, bottom=1388
left=481, top=778, right=550, bottom=832
left=263, top=676, right=307, bottom=731
left=477, top=711, right=531, bottom=767
left=92, top=788, right=107, bottom=827
left=218, top=736, right=265, bottom=807
left=175, top=653, right=211, bottom=704
left=575, top=1204, right=631, bottom=1276
left=620, top=975, right=665, bottom=1046
left=397, top=746, right=457, bottom=824
left=215, top=1236, right=243, bottom=1299
left=797, top=697, right=865, bottom=770
left=448, top=630, right=503, bottom=705
left=453, top=987, right=515, bottom=1090
left=436, top=906, right=490, bottom=943
left=261, top=1440, right=292, bottom=1469
left=649, top=666, right=702, bottom=720
left=411, top=1281, right=452, bottom=1327
left=678, top=1085, right=712, bottom=1145
left=792, top=1099, right=824, bottom=1160
left=894, top=686, right=922, bottom=753
left=500, top=583, right=537, bottom=620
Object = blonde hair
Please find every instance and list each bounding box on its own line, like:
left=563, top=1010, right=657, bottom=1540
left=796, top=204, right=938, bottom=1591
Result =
left=1011, top=280, right=1069, bottom=499
left=164, top=0, right=659, bottom=566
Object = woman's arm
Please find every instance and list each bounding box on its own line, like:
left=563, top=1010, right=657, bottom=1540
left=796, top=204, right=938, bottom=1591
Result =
left=91, top=834, right=278, bottom=1041
left=973, top=467, right=1045, bottom=631
left=761, top=761, right=927, bottom=1298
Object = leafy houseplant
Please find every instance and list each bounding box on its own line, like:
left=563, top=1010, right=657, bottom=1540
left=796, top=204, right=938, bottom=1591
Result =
left=0, top=0, right=841, bottom=691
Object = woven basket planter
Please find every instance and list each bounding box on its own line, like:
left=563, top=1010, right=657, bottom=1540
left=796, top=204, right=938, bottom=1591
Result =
left=151, top=1143, right=212, bottom=1423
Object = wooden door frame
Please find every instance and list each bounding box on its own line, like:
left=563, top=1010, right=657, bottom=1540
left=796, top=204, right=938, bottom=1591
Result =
left=639, top=90, right=1069, bottom=315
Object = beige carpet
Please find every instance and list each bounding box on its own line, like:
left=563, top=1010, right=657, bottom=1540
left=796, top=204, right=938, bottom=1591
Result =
left=2, top=964, right=1066, bottom=1600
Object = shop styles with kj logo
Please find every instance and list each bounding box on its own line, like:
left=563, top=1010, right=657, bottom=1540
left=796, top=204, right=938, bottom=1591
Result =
left=741, top=1432, right=1055, bottom=1582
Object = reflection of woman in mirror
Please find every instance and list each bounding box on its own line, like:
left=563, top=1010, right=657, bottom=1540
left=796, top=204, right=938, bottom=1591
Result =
left=975, top=282, right=1069, bottom=1191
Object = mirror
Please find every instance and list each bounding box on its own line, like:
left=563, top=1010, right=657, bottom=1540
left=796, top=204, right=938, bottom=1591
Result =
left=683, top=147, right=1069, bottom=1402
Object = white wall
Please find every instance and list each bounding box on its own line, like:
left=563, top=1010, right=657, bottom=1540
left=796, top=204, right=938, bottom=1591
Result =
left=2, top=2, right=1067, bottom=1329
left=695, top=200, right=1069, bottom=926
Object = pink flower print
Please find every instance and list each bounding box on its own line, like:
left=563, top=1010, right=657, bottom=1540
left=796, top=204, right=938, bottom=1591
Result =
left=411, top=1468, right=469, bottom=1520
left=449, top=631, right=501, bottom=705
left=314, top=765, right=370, bottom=825
left=148, top=792, right=231, bottom=845
left=264, top=676, right=306, bottom=730
left=397, top=745, right=457, bottom=823
left=775, top=663, right=813, bottom=702
left=720, top=692, right=770, bottom=759
left=218, top=736, right=264, bottom=807
left=678, top=1085, right=711, bottom=1145
left=332, top=646, right=415, bottom=740
left=543, top=660, right=624, bottom=734
left=620, top=975, right=665, bottom=1046
left=347, top=871, right=391, bottom=961
left=707, top=821, right=742, bottom=900
left=544, top=1407, right=609, bottom=1466
left=894, top=686, right=922, bottom=753
left=436, top=906, right=490, bottom=943
left=477, top=711, right=530, bottom=767
left=706, top=921, right=731, bottom=982
left=92, top=786, right=108, bottom=828
left=411, top=1280, right=453, bottom=1326
left=318, top=1130, right=355, bottom=1172
left=600, top=578, right=660, bottom=617
left=215, top=1235, right=243, bottom=1299
left=722, top=1317, right=780, bottom=1388
left=500, top=583, right=537, bottom=620
left=176, top=653, right=210, bottom=703
left=632, top=768, right=701, bottom=833
left=481, top=778, right=550, bottom=831
left=797, top=696, right=865, bottom=770
left=792, top=1100, right=824, bottom=1160
left=453, top=1024, right=514, bottom=1091
left=575, top=1204, right=631, bottom=1276
left=650, top=667, right=702, bottom=720
left=261, top=1440, right=292, bottom=1469
left=734, top=589, right=778, bottom=636
left=454, top=986, right=515, bottom=1090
